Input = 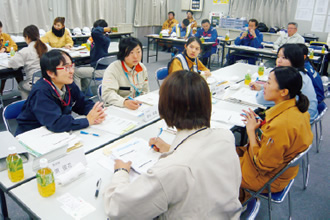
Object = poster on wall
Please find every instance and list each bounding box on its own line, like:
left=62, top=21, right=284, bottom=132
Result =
left=314, top=0, right=328, bottom=15
left=311, top=15, right=326, bottom=32
left=213, top=0, right=229, bottom=4
left=325, top=16, right=330, bottom=33
left=295, top=0, right=315, bottom=21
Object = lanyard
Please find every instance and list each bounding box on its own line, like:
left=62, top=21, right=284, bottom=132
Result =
left=43, top=78, right=71, bottom=106
left=174, top=127, right=208, bottom=151
left=121, top=61, right=143, bottom=97
left=183, top=54, right=198, bottom=73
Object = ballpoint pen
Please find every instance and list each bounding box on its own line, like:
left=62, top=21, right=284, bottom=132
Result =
left=128, top=96, right=142, bottom=106
left=95, top=178, right=102, bottom=198
left=80, top=131, right=100, bottom=137
left=241, top=112, right=262, bottom=121
left=151, top=128, right=163, bottom=149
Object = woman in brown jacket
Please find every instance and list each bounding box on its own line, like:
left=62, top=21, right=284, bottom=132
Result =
left=239, top=66, right=313, bottom=203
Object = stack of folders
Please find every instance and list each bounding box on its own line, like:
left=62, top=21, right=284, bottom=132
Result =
left=111, top=138, right=161, bottom=174
left=225, top=87, right=266, bottom=109
left=16, top=126, right=81, bottom=157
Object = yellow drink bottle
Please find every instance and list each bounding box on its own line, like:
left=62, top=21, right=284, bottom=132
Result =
left=225, top=32, right=229, bottom=41
left=201, top=36, right=205, bottom=43
left=10, top=47, right=15, bottom=57
left=258, top=63, right=264, bottom=76
left=309, top=49, right=314, bottom=59
left=36, top=158, right=56, bottom=197
left=321, top=45, right=325, bottom=54
left=6, top=146, right=24, bottom=182
left=244, top=70, right=251, bottom=85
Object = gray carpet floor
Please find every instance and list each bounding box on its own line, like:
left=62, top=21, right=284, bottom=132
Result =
left=0, top=50, right=329, bottom=220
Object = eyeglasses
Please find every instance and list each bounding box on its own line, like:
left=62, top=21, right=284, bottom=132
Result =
left=56, top=63, right=75, bottom=72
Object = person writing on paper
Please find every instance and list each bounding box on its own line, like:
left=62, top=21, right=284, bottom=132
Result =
left=160, top=11, right=178, bottom=52
left=8, top=25, right=51, bottom=99
left=250, top=44, right=318, bottom=122
left=225, top=19, right=263, bottom=65
left=15, top=50, right=106, bottom=136
left=103, top=70, right=242, bottom=219
left=195, top=19, right=218, bottom=65
left=238, top=66, right=313, bottom=205
left=171, top=19, right=192, bottom=54
left=102, top=37, right=149, bottom=110
left=74, top=19, right=111, bottom=91
left=41, top=17, right=73, bottom=49
left=168, top=37, right=211, bottom=78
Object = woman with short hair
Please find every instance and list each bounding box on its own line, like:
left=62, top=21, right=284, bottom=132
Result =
left=104, top=70, right=242, bottom=219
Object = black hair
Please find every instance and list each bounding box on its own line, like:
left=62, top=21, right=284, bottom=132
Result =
left=272, top=66, right=309, bottom=113
left=187, top=10, right=193, bottom=15
left=249, top=19, right=258, bottom=27
left=297, top=43, right=317, bottom=70
left=278, top=44, right=305, bottom=72
left=0, top=21, right=2, bottom=28
left=23, top=25, right=48, bottom=58
left=117, top=37, right=143, bottom=61
left=40, top=49, right=73, bottom=82
left=93, top=19, right=108, bottom=28
left=182, top=19, right=190, bottom=27
left=201, top=19, right=210, bottom=25
left=185, top=37, right=202, bottom=48
left=168, top=11, right=175, bottom=17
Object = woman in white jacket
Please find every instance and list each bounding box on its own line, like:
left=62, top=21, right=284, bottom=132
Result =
left=8, top=25, right=50, bottom=99
left=103, top=70, right=242, bottom=220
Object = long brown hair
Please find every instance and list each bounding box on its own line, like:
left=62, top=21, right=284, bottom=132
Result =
left=23, top=25, right=48, bottom=58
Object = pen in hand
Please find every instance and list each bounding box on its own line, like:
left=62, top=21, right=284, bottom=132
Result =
left=95, top=178, right=102, bottom=198
left=151, top=128, right=163, bottom=149
left=80, top=131, right=100, bottom=137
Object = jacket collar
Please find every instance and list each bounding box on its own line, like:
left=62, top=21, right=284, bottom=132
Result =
left=122, top=61, right=143, bottom=73
left=265, top=98, right=297, bottom=122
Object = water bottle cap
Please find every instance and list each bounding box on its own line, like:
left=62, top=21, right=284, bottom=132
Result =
left=39, top=158, right=48, bottom=168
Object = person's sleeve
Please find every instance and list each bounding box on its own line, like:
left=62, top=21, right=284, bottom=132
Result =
left=102, top=66, right=126, bottom=107
left=210, top=29, right=218, bottom=42
left=29, top=90, right=89, bottom=132
left=172, top=26, right=176, bottom=34
left=141, top=69, right=150, bottom=95
left=249, top=122, right=290, bottom=175
left=195, top=29, right=201, bottom=38
left=297, top=36, right=305, bottom=44
left=251, top=32, right=263, bottom=48
left=40, top=33, right=49, bottom=44
left=8, top=49, right=25, bottom=69
left=91, top=27, right=109, bottom=45
left=198, top=59, right=209, bottom=72
left=273, top=36, right=282, bottom=51
left=234, top=34, right=242, bottom=45
left=65, top=30, right=74, bottom=47
left=70, top=83, right=95, bottom=115
left=256, top=88, right=275, bottom=107
left=5, top=34, right=18, bottom=52
left=103, top=170, right=168, bottom=219
left=169, top=58, right=183, bottom=75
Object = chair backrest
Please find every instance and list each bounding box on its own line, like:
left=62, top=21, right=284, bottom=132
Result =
left=310, top=41, right=329, bottom=51
left=155, top=67, right=168, bottom=87
left=93, top=56, right=117, bottom=80
left=2, top=100, right=26, bottom=133
left=97, top=84, right=102, bottom=102
left=32, top=70, right=42, bottom=85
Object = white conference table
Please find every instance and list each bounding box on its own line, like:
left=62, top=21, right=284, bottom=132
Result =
left=4, top=63, right=269, bottom=219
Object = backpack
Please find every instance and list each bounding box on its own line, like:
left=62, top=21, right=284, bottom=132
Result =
left=257, top=22, right=269, bottom=32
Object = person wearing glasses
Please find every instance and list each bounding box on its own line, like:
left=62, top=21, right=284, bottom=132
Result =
left=273, top=22, right=304, bottom=51
left=15, top=50, right=106, bottom=136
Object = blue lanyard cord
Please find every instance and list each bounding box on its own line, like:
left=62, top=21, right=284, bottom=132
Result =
left=123, top=68, right=143, bottom=97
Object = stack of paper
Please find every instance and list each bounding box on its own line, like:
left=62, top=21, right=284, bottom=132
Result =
left=225, top=87, right=265, bottom=108
left=211, top=109, right=244, bottom=127
left=111, top=138, right=161, bottom=174
left=92, top=115, right=137, bottom=135
left=16, top=126, right=81, bottom=157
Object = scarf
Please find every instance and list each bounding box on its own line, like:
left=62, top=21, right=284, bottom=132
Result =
left=52, top=26, right=65, bottom=38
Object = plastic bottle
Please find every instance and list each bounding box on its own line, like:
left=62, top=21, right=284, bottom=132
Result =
left=10, top=47, right=15, bottom=57
left=6, top=146, right=24, bottom=182
left=225, top=32, right=230, bottom=41
left=309, top=49, right=314, bottom=59
left=244, top=69, right=252, bottom=86
left=36, top=158, right=56, bottom=197
left=321, top=45, right=325, bottom=54
left=201, top=36, right=205, bottom=43
left=258, top=63, right=265, bottom=76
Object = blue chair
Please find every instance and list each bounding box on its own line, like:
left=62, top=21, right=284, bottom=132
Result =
left=2, top=99, right=26, bottom=134
left=97, top=84, right=102, bottom=102
left=242, top=144, right=312, bottom=220
left=155, top=67, right=168, bottom=87
left=85, top=55, right=116, bottom=96
left=311, top=107, right=328, bottom=153
left=31, top=70, right=42, bottom=85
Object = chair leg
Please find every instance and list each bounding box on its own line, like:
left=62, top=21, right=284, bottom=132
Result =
left=315, top=121, right=319, bottom=153
left=319, top=120, right=323, bottom=152
left=303, top=152, right=310, bottom=190
left=302, top=157, right=306, bottom=189
left=268, top=185, right=272, bottom=220
left=288, top=190, right=292, bottom=220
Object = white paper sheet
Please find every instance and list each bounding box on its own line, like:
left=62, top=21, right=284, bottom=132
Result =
left=314, top=0, right=328, bottom=15
left=91, top=115, right=138, bottom=135
left=295, top=8, right=314, bottom=21
left=325, top=16, right=330, bottom=33
left=311, top=15, right=326, bottom=32
left=57, top=193, right=95, bottom=219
